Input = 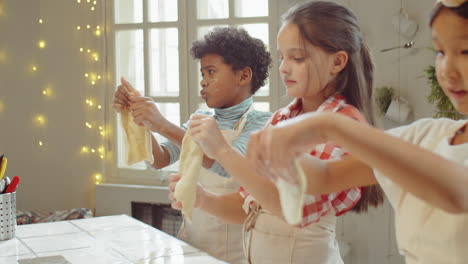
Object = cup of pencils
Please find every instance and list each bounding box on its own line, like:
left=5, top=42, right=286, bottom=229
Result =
left=0, top=155, right=20, bottom=241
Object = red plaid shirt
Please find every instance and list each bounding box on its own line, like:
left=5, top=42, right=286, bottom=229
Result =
left=240, top=94, right=367, bottom=227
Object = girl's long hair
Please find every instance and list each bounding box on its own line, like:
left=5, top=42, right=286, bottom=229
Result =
left=282, top=1, right=384, bottom=213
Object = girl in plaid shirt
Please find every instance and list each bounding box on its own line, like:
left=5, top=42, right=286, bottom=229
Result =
left=247, top=1, right=468, bottom=263
left=169, top=2, right=384, bottom=263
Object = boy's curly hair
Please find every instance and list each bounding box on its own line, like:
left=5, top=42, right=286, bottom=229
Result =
left=190, top=26, right=272, bottom=94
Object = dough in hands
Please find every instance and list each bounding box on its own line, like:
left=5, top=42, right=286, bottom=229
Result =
left=174, top=130, right=204, bottom=223
left=274, top=158, right=307, bottom=225
left=120, top=109, right=154, bottom=165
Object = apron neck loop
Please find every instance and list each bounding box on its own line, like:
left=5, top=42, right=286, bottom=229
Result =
left=233, top=105, right=254, bottom=131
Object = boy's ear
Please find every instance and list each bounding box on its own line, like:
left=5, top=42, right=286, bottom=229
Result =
left=239, top=66, right=253, bottom=86
left=331, top=51, right=348, bottom=75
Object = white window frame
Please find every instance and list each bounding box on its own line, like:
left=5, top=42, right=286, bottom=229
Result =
left=105, top=0, right=280, bottom=186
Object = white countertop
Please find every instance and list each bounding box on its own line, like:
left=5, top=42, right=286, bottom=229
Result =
left=0, top=215, right=227, bottom=264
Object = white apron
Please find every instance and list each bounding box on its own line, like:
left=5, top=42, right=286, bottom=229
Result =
left=178, top=109, right=252, bottom=264
left=394, top=190, right=468, bottom=264
left=375, top=125, right=468, bottom=264
left=243, top=201, right=343, bottom=264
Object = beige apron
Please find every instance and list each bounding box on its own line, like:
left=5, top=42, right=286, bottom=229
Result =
left=395, top=188, right=468, bottom=264
left=243, top=200, right=343, bottom=264
left=388, top=133, right=468, bottom=264
left=178, top=108, right=252, bottom=264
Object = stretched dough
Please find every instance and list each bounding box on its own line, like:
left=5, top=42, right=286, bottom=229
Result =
left=120, top=109, right=154, bottom=165
left=274, top=158, right=307, bottom=225
left=174, top=131, right=204, bottom=223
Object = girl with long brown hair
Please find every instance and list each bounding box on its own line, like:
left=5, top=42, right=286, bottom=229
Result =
left=247, top=1, right=468, bottom=263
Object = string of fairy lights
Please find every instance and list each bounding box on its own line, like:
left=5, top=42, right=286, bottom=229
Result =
left=77, top=0, right=105, bottom=184
left=32, top=0, right=105, bottom=184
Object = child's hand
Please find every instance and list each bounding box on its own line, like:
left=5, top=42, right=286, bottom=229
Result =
left=168, top=173, right=183, bottom=210
left=247, top=126, right=303, bottom=185
left=248, top=113, right=326, bottom=174
left=189, top=115, right=229, bottom=159
left=128, top=96, right=167, bottom=132
left=168, top=173, right=204, bottom=210
left=113, top=77, right=140, bottom=113
left=246, top=129, right=281, bottom=182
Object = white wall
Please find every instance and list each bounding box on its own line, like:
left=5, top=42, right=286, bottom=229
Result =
left=0, top=0, right=105, bottom=213
left=278, top=1, right=437, bottom=264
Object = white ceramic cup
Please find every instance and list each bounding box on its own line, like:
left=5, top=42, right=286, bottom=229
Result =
left=385, top=97, right=412, bottom=123
left=392, top=11, right=418, bottom=38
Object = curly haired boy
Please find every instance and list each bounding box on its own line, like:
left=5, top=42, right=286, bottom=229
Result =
left=112, top=26, right=272, bottom=264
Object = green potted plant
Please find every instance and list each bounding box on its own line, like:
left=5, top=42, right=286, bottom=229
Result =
left=375, top=86, right=394, bottom=116
left=424, top=65, right=464, bottom=120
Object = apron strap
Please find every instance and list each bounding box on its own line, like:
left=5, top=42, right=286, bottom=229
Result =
left=242, top=200, right=265, bottom=264
left=233, top=105, right=254, bottom=131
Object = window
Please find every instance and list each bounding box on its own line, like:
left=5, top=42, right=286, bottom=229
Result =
left=107, top=0, right=279, bottom=185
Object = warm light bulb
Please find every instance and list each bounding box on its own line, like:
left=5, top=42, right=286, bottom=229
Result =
left=93, top=0, right=97, bottom=4
left=96, top=25, right=100, bottom=29
left=39, top=19, right=43, bottom=24
left=79, top=48, right=84, bottom=52
left=100, top=155, right=104, bottom=159
left=94, top=29, right=101, bottom=36
left=77, top=0, right=81, bottom=3
left=86, top=24, right=91, bottom=29
left=91, top=149, right=96, bottom=153
left=32, top=66, right=38, bottom=71
left=87, top=49, right=91, bottom=53
left=97, top=105, right=102, bottom=109
left=38, top=41, right=46, bottom=49
left=76, top=25, right=81, bottom=30
left=98, top=126, right=103, bottom=130
left=81, top=146, right=90, bottom=153
left=87, top=0, right=90, bottom=3
left=95, top=173, right=102, bottom=184
left=91, top=6, right=95, bottom=11
left=39, top=141, right=43, bottom=146
left=84, top=73, right=89, bottom=78
left=97, top=75, right=101, bottom=79
left=42, top=87, right=52, bottom=97
left=91, top=81, right=96, bottom=85
left=86, top=99, right=94, bottom=106
left=35, top=114, right=46, bottom=125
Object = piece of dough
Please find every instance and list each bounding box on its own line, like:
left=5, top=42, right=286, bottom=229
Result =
left=274, top=158, right=307, bottom=225
left=120, top=109, right=154, bottom=165
left=174, top=131, right=204, bottom=223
